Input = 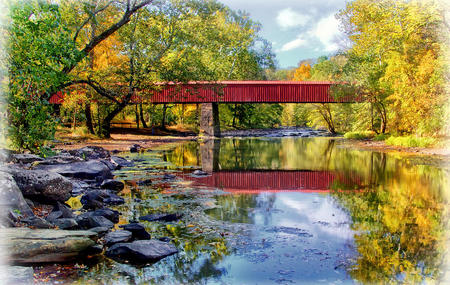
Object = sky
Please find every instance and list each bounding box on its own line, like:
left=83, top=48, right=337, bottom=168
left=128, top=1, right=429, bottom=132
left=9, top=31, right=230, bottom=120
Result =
left=220, top=0, right=349, bottom=69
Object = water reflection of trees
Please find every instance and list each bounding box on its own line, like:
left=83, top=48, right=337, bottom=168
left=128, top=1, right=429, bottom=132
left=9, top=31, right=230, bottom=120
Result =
left=207, top=194, right=259, bottom=224
left=164, top=138, right=448, bottom=282
left=332, top=166, right=448, bottom=283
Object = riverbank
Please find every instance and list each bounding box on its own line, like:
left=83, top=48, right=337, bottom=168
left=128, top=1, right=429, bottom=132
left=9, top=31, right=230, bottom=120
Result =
left=54, top=127, right=450, bottom=160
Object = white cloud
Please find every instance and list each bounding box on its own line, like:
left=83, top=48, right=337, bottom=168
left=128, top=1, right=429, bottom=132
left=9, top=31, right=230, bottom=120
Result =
left=276, top=8, right=310, bottom=29
left=280, top=38, right=307, bottom=52
left=309, top=14, right=341, bottom=52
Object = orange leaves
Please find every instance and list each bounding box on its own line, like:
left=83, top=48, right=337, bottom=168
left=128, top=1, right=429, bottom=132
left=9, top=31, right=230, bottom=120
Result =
left=291, top=63, right=311, bottom=82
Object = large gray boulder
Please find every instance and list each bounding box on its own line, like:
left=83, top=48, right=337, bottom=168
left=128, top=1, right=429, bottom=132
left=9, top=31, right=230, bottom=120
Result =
left=106, top=240, right=177, bottom=263
left=69, top=146, right=110, bottom=160
left=0, top=171, right=34, bottom=219
left=34, top=160, right=113, bottom=181
left=2, top=166, right=72, bottom=202
left=36, top=153, right=84, bottom=165
left=11, top=154, right=44, bottom=164
left=104, top=230, right=133, bottom=246
left=0, top=228, right=97, bottom=263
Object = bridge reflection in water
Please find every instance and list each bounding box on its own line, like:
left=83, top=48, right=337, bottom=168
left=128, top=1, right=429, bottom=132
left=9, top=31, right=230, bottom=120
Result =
left=182, top=170, right=360, bottom=194
left=169, top=138, right=362, bottom=194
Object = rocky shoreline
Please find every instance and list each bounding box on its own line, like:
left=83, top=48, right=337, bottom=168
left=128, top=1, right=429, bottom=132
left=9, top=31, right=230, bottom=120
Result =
left=0, top=145, right=179, bottom=284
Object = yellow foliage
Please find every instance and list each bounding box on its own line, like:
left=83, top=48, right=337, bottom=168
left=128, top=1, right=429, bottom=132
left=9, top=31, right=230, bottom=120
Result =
left=65, top=195, right=82, bottom=210
left=291, top=63, right=311, bottom=81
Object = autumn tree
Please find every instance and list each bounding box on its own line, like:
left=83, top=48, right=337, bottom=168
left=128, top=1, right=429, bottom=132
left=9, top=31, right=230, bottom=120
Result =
left=63, top=0, right=275, bottom=137
left=337, top=0, right=446, bottom=135
left=291, top=62, right=311, bottom=81
left=7, top=0, right=154, bottom=152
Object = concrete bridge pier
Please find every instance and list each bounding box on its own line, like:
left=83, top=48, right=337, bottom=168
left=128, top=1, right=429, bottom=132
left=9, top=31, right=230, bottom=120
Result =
left=200, top=103, right=221, bottom=137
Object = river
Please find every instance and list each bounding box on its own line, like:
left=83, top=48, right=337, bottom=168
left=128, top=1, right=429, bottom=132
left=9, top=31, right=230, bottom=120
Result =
left=74, top=136, right=449, bottom=284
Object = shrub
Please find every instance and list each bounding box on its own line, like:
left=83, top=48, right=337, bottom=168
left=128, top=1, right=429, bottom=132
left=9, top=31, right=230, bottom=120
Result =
left=385, top=136, right=436, bottom=148
left=373, top=133, right=389, bottom=141
left=344, top=131, right=376, bottom=140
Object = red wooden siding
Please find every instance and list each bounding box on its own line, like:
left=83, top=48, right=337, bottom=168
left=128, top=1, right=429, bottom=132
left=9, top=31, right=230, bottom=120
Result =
left=146, top=81, right=338, bottom=103
left=49, top=81, right=351, bottom=104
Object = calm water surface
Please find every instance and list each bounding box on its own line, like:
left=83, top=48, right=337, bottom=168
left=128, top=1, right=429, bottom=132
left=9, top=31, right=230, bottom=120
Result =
left=76, top=137, right=449, bottom=284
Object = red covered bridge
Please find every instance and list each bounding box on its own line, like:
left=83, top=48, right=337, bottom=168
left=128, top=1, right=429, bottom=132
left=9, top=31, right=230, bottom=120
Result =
left=51, top=81, right=351, bottom=136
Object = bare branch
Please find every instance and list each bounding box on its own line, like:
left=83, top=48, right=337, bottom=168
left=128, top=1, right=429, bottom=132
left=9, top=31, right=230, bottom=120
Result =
left=63, top=0, right=153, bottom=75
left=59, top=79, right=121, bottom=104
left=73, top=1, right=113, bottom=43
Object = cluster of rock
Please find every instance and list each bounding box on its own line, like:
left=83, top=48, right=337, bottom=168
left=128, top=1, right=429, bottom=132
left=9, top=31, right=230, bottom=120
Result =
left=0, top=146, right=178, bottom=271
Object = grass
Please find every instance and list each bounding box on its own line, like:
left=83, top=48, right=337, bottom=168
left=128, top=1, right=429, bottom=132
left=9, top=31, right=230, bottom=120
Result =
left=344, top=131, right=437, bottom=148
left=344, top=131, right=376, bottom=140
left=55, top=126, right=99, bottom=141
left=385, top=135, right=436, bottom=148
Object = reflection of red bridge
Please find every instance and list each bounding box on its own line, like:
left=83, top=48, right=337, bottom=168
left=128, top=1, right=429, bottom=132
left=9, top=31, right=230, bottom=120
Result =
left=181, top=170, right=360, bottom=194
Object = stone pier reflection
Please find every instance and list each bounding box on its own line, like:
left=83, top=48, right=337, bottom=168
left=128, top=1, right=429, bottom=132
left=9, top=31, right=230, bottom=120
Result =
left=199, top=139, right=221, bottom=172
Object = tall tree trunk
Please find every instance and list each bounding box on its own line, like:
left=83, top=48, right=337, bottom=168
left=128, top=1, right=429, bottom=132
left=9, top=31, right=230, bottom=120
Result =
left=99, top=102, right=128, bottom=138
left=316, top=103, right=336, bottom=134
left=135, top=104, right=140, bottom=129
left=370, top=102, right=377, bottom=134
left=85, top=103, right=94, bottom=134
left=375, top=102, right=387, bottom=134
left=85, top=5, right=96, bottom=134
left=161, top=104, right=167, bottom=129
left=139, top=103, right=148, bottom=128
left=72, top=108, right=77, bottom=130
left=232, top=104, right=237, bottom=128
left=195, top=104, right=199, bottom=128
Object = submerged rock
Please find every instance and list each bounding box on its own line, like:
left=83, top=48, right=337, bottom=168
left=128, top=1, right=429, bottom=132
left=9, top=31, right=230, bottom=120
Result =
left=137, top=179, right=152, bottom=186
left=139, top=213, right=182, bottom=223
left=104, top=230, right=133, bottom=246
left=91, top=208, right=120, bottom=224
left=193, top=170, right=208, bottom=176
left=119, top=223, right=151, bottom=240
left=163, top=173, right=176, bottom=180
left=101, top=179, right=125, bottom=191
left=110, top=156, right=134, bottom=168
left=105, top=240, right=177, bottom=263
left=80, top=190, right=124, bottom=209
left=129, top=144, right=142, bottom=153
left=76, top=214, right=114, bottom=230
left=1, top=228, right=97, bottom=263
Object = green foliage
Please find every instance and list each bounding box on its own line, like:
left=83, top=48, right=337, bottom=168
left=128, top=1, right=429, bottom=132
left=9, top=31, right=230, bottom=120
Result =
left=8, top=96, right=56, bottom=153
left=344, top=131, right=375, bottom=140
left=373, top=133, right=389, bottom=141
left=385, top=136, right=436, bottom=148
left=220, top=103, right=282, bottom=129
left=7, top=1, right=80, bottom=152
